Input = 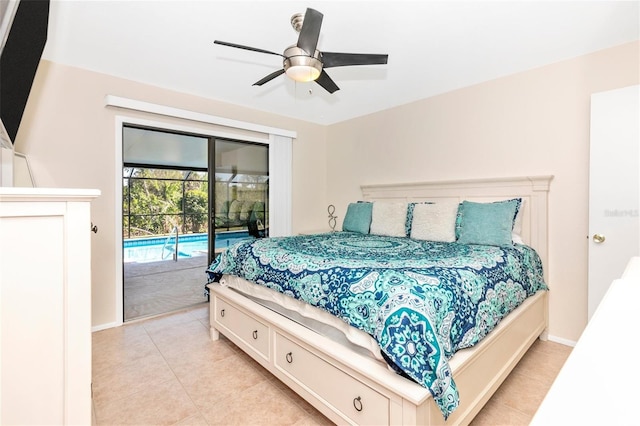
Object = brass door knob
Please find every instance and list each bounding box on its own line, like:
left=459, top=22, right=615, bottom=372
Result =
left=593, top=234, right=606, bottom=243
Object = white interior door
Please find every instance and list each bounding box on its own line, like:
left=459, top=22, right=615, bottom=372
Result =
left=588, top=85, right=640, bottom=320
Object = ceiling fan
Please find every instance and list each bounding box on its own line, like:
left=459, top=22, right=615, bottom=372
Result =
left=214, top=8, right=389, bottom=94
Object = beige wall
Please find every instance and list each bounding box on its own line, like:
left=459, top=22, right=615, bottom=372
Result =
left=325, top=41, right=640, bottom=343
left=15, top=41, right=639, bottom=340
left=16, top=61, right=328, bottom=327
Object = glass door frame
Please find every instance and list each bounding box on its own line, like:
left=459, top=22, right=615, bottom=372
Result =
left=113, top=110, right=293, bottom=328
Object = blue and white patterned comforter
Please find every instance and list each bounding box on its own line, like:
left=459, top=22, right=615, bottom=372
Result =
left=206, top=232, right=547, bottom=419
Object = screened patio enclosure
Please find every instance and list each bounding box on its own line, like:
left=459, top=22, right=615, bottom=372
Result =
left=122, top=125, right=269, bottom=321
left=123, top=167, right=208, bottom=242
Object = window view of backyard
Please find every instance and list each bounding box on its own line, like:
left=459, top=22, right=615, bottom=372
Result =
left=122, top=125, right=269, bottom=321
left=123, top=167, right=208, bottom=237
left=213, top=171, right=269, bottom=245
left=122, top=167, right=211, bottom=321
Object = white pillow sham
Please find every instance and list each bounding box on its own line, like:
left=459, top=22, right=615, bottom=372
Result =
left=370, top=202, right=408, bottom=237
left=410, top=202, right=458, bottom=242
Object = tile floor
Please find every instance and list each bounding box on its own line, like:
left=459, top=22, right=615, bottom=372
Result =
left=92, top=303, right=572, bottom=425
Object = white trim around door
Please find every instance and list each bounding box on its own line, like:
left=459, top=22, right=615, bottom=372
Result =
left=109, top=100, right=295, bottom=328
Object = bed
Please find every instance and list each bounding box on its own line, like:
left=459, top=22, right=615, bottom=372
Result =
left=206, top=175, right=552, bottom=425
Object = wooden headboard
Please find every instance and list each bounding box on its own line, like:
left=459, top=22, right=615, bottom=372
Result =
left=361, top=176, right=553, bottom=282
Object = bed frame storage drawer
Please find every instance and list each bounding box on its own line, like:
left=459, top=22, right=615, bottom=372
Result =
left=274, top=332, right=390, bottom=425
left=214, top=297, right=270, bottom=360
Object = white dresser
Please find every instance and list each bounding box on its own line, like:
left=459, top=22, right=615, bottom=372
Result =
left=0, top=188, right=99, bottom=425
left=531, top=257, right=640, bottom=425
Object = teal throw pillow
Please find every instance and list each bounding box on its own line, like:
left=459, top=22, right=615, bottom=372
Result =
left=455, top=198, right=522, bottom=240
left=456, top=199, right=520, bottom=246
left=342, top=202, right=373, bottom=234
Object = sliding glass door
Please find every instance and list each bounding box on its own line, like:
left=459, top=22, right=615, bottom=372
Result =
left=210, top=139, right=269, bottom=260
left=122, top=126, right=210, bottom=321
left=121, top=125, right=269, bottom=321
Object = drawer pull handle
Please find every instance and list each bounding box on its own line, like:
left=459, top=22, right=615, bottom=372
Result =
left=353, top=396, right=363, bottom=412
left=252, top=330, right=258, bottom=340
left=286, top=352, right=293, bottom=363
left=220, top=309, right=225, bottom=317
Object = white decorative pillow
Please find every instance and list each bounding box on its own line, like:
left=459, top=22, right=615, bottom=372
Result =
left=370, top=202, right=408, bottom=237
left=410, top=202, right=458, bottom=242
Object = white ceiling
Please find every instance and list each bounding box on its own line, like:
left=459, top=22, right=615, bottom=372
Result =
left=43, top=1, right=639, bottom=126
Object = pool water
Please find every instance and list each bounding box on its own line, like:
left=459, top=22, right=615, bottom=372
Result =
left=124, top=231, right=250, bottom=263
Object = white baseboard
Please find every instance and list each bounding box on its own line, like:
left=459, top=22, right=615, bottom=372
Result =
left=547, top=334, right=577, bottom=347
left=92, top=321, right=122, bottom=333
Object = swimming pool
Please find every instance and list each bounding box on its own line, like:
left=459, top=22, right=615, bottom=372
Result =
left=123, top=231, right=250, bottom=263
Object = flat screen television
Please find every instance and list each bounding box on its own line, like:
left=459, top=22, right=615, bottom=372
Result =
left=0, top=0, right=50, bottom=149
left=0, top=0, right=19, bottom=149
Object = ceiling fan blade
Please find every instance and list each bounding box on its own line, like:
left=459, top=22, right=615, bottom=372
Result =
left=214, top=40, right=284, bottom=58
left=321, top=52, right=389, bottom=69
left=253, top=69, right=286, bottom=86
left=315, top=70, right=340, bottom=94
left=297, top=8, right=323, bottom=56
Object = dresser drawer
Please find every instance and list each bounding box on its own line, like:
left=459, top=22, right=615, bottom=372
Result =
left=274, top=332, right=390, bottom=425
left=214, top=297, right=270, bottom=359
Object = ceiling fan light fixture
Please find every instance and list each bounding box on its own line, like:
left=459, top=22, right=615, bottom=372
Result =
left=283, top=46, right=322, bottom=82
left=215, top=8, right=388, bottom=94
left=285, top=61, right=321, bottom=82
